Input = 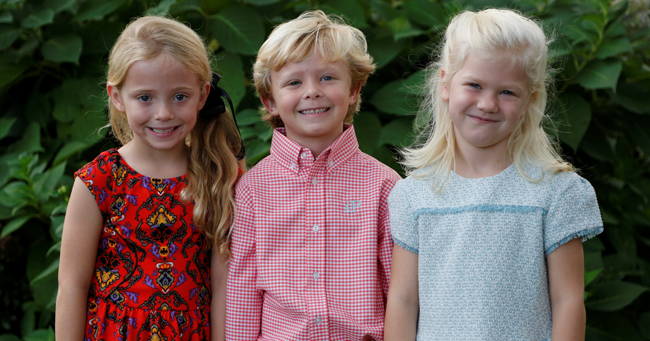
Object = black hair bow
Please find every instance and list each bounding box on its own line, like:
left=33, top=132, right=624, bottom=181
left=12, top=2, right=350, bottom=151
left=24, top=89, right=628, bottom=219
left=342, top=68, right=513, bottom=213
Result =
left=200, top=72, right=246, bottom=161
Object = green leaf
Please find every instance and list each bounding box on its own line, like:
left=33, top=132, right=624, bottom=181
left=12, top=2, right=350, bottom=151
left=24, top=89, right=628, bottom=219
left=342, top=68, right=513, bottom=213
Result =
left=30, top=259, right=59, bottom=285
left=579, top=124, right=616, bottom=162
left=43, top=0, right=77, bottom=14
left=610, top=82, right=650, bottom=114
left=640, top=312, right=650, bottom=339
left=379, top=118, right=414, bottom=147
left=0, top=59, right=30, bottom=88
left=23, top=328, right=55, bottom=341
left=388, top=16, right=422, bottom=41
left=320, top=0, right=367, bottom=29
left=369, top=79, right=418, bottom=115
left=0, top=25, right=20, bottom=50
left=11, top=122, right=43, bottom=154
left=0, top=117, right=16, bottom=139
left=0, top=11, right=13, bottom=24
left=21, top=8, right=53, bottom=28
left=20, top=305, right=35, bottom=338
left=604, top=20, right=627, bottom=38
left=214, top=51, right=245, bottom=110
left=403, top=0, right=445, bottom=28
left=0, top=334, right=22, bottom=341
left=52, top=78, right=105, bottom=122
left=41, top=34, right=83, bottom=64
left=586, top=312, right=645, bottom=341
left=33, top=162, right=66, bottom=202
left=370, top=0, right=399, bottom=22
left=355, top=111, right=382, bottom=154
left=53, top=141, right=88, bottom=165
left=74, top=0, right=125, bottom=21
left=586, top=281, right=648, bottom=311
left=0, top=181, right=34, bottom=208
left=145, top=0, right=177, bottom=15
left=18, top=37, right=39, bottom=58
left=47, top=241, right=61, bottom=256
left=596, top=37, right=633, bottom=59
left=557, top=94, right=591, bottom=152
left=243, top=0, right=280, bottom=5
left=236, top=109, right=262, bottom=126
left=577, top=59, right=622, bottom=91
left=367, top=33, right=405, bottom=69
left=585, top=268, right=602, bottom=287
left=1, top=215, right=32, bottom=237
left=210, top=6, right=264, bottom=55
left=563, top=25, right=595, bottom=47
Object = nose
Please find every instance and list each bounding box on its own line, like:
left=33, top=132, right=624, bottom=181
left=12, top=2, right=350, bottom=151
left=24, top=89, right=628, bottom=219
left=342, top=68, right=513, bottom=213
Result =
left=477, top=93, right=498, bottom=113
left=303, top=80, right=322, bottom=100
left=154, top=101, right=174, bottom=120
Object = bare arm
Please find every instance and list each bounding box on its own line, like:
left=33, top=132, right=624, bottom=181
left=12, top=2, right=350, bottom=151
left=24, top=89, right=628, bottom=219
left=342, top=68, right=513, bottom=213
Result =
left=211, top=251, right=229, bottom=341
left=384, top=245, right=419, bottom=341
left=55, top=177, right=103, bottom=339
left=548, top=238, right=585, bottom=341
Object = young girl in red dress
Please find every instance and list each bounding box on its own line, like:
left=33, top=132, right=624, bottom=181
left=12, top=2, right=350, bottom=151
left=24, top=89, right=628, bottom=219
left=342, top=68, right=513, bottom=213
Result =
left=55, top=16, right=244, bottom=340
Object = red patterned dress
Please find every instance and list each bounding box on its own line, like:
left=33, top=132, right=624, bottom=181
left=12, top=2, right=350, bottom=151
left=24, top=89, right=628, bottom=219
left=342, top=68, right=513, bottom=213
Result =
left=75, top=149, right=211, bottom=340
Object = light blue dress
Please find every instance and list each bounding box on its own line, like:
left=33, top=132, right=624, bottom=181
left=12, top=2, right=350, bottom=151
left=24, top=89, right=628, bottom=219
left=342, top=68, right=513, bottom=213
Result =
left=388, top=164, right=603, bottom=341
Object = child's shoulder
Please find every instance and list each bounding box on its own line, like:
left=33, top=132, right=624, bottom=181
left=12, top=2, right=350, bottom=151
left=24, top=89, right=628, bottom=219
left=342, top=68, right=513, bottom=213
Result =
left=355, top=150, right=402, bottom=182
left=74, top=148, right=120, bottom=179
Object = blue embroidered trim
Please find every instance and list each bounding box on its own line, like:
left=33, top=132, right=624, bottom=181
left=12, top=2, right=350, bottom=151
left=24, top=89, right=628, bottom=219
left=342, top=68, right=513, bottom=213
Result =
left=414, top=204, right=547, bottom=218
left=392, top=236, right=419, bottom=254
left=544, top=226, right=604, bottom=255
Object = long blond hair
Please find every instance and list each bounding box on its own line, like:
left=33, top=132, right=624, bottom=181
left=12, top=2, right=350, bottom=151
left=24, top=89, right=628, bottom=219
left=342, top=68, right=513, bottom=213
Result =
left=253, top=10, right=375, bottom=128
left=107, top=16, right=244, bottom=256
left=402, top=8, right=572, bottom=190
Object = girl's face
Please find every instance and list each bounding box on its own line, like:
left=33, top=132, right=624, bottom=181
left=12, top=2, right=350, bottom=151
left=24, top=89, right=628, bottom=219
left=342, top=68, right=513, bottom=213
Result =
left=441, top=53, right=531, bottom=158
left=108, top=54, right=209, bottom=155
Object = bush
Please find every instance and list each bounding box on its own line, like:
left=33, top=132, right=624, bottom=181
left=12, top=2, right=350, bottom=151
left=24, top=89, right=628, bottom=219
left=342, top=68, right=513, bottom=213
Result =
left=0, top=0, right=648, bottom=339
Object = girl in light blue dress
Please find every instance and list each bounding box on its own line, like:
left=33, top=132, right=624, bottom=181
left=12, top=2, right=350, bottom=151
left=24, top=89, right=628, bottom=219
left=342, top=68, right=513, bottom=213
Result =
left=384, top=9, right=603, bottom=341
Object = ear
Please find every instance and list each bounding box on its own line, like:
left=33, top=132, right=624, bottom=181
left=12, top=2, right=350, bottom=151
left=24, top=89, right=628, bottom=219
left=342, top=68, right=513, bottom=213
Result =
left=107, top=84, right=125, bottom=112
left=197, top=81, right=211, bottom=111
left=440, top=68, right=450, bottom=101
left=348, top=82, right=362, bottom=106
left=261, top=95, right=279, bottom=116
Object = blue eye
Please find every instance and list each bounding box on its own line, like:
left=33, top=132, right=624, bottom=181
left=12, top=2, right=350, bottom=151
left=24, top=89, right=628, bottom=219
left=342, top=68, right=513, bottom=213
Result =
left=322, top=75, right=333, bottom=81
left=469, top=83, right=481, bottom=89
left=288, top=80, right=301, bottom=86
left=501, top=90, right=514, bottom=96
left=138, top=95, right=151, bottom=102
left=174, top=94, right=187, bottom=101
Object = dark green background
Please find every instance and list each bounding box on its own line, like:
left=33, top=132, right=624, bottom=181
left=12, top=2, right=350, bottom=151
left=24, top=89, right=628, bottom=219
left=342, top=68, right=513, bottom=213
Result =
left=0, top=0, right=649, bottom=339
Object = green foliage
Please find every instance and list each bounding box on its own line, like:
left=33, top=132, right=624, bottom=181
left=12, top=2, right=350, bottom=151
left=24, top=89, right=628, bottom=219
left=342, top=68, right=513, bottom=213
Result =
left=0, top=0, right=648, bottom=339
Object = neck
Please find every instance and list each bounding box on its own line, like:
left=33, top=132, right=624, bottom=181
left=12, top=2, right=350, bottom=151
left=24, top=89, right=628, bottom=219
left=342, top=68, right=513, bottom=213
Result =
left=453, top=139, right=512, bottom=179
left=118, top=141, right=188, bottom=178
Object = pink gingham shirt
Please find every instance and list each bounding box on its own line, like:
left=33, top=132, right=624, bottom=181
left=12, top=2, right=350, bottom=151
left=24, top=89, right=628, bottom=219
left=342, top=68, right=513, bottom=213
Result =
left=226, top=125, right=401, bottom=341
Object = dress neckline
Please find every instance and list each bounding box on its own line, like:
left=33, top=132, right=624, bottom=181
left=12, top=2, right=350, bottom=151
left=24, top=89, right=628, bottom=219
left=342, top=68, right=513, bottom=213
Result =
left=109, top=148, right=187, bottom=181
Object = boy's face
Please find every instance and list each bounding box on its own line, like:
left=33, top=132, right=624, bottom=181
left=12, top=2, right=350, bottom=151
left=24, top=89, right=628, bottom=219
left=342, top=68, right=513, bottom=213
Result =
left=262, top=52, right=361, bottom=153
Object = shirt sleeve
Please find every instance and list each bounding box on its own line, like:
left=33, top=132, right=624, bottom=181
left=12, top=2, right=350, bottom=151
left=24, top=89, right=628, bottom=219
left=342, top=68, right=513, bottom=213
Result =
left=544, top=172, right=603, bottom=255
left=377, top=172, right=400, bottom=299
left=74, top=152, right=111, bottom=214
left=226, top=178, right=262, bottom=340
left=388, top=179, right=419, bottom=254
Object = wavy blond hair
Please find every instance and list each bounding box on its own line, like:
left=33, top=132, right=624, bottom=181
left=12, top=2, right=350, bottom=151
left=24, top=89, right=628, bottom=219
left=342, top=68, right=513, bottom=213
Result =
left=402, top=8, right=572, bottom=190
left=253, top=10, right=375, bottom=128
left=107, top=15, right=245, bottom=256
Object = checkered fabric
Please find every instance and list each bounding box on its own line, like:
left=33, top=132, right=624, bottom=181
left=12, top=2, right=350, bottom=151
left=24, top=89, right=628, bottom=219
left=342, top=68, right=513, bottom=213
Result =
left=226, top=125, right=401, bottom=341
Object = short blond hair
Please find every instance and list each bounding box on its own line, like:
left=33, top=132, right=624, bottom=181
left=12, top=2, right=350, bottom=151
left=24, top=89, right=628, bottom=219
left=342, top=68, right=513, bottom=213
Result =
left=402, top=9, right=572, bottom=190
left=253, top=10, right=375, bottom=128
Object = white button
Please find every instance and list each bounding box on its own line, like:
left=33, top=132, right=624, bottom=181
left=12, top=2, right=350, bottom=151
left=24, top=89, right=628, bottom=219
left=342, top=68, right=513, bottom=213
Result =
left=312, top=178, right=318, bottom=186
left=312, top=224, right=319, bottom=232
left=315, top=316, right=322, bottom=324
left=312, top=271, right=319, bottom=280
left=301, top=152, right=309, bottom=159
left=290, top=163, right=297, bottom=169
left=328, top=161, right=334, bottom=167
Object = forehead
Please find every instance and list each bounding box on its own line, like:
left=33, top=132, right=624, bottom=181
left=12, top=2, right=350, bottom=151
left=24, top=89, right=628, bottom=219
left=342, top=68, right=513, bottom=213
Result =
left=123, top=54, right=199, bottom=88
left=271, top=52, right=350, bottom=78
left=456, top=53, right=528, bottom=87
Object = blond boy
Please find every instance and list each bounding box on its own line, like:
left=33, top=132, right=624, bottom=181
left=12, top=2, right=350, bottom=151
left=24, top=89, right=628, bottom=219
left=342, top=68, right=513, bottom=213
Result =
left=225, top=10, right=401, bottom=341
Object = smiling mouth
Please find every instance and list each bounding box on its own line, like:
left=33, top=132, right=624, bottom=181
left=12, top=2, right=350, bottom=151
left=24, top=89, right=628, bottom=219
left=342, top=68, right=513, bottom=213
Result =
left=299, top=108, right=329, bottom=115
left=149, top=126, right=178, bottom=134
left=469, top=115, right=498, bottom=123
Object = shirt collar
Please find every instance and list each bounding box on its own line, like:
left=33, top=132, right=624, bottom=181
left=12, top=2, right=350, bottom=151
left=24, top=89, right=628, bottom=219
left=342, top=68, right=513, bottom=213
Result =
left=270, top=124, right=359, bottom=173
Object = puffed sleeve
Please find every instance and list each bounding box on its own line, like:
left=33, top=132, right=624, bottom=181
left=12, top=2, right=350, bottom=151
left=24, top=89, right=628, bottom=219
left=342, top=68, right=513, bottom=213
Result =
left=544, top=172, right=603, bottom=255
left=388, top=179, right=420, bottom=254
left=74, top=150, right=113, bottom=215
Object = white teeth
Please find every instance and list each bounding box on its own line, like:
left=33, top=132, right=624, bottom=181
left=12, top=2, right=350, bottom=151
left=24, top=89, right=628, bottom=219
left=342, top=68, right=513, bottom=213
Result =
left=151, top=127, right=175, bottom=133
left=300, top=108, right=328, bottom=115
